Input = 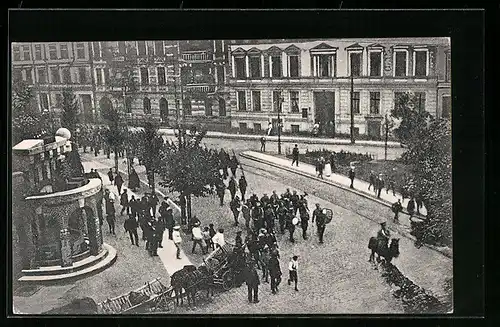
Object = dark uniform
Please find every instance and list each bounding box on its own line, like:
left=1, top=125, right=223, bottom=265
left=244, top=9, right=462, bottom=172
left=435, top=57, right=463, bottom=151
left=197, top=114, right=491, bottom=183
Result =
left=312, top=207, right=326, bottom=243
left=291, top=146, right=299, bottom=166
left=228, top=178, right=237, bottom=201
left=277, top=204, right=287, bottom=234
left=299, top=203, right=310, bottom=240
left=230, top=197, right=241, bottom=226
left=124, top=214, right=139, bottom=246
left=216, top=180, right=226, bottom=206
left=105, top=200, right=116, bottom=235
left=264, top=205, right=276, bottom=231
left=244, top=263, right=260, bottom=303
left=286, top=207, right=296, bottom=242
left=269, top=255, right=282, bottom=294
left=239, top=176, right=247, bottom=201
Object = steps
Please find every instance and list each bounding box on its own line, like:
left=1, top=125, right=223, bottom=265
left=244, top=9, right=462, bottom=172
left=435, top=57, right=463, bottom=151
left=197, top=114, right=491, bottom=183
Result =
left=18, top=243, right=117, bottom=283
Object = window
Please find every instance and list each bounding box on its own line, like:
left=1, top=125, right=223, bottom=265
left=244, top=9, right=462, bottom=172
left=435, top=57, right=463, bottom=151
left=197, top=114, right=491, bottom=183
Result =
left=291, top=125, right=300, bottom=133
left=350, top=52, right=362, bottom=76
left=445, top=51, right=451, bottom=82
left=92, top=42, right=101, bottom=58
left=51, top=67, right=60, bottom=83
left=239, top=122, right=248, bottom=131
left=394, top=51, right=407, bottom=77
left=442, top=96, right=451, bottom=118
left=48, top=44, right=58, bottom=60
left=13, top=45, right=21, bottom=61
left=155, top=41, right=164, bottom=56
left=237, top=91, right=247, bottom=111
left=40, top=93, right=49, bottom=110
left=414, top=92, right=426, bottom=112
left=271, top=55, right=282, bottom=77
left=104, top=68, right=110, bottom=85
left=126, top=97, right=133, bottom=113
left=217, top=66, right=225, bottom=85
left=96, top=68, right=103, bottom=85
left=137, top=41, right=147, bottom=55
left=62, top=67, right=72, bottom=84
left=273, top=91, right=282, bottom=112
left=60, top=44, right=69, bottom=59
left=219, top=98, right=226, bottom=116
left=290, top=91, right=299, bottom=113
left=38, top=67, right=47, bottom=83
left=34, top=44, right=43, bottom=60
left=118, top=41, right=126, bottom=55
left=76, top=43, right=85, bottom=59
left=370, top=92, right=381, bottom=114
left=302, top=108, right=308, bottom=118
left=249, top=56, right=261, bottom=78
left=79, top=67, right=87, bottom=84
left=205, top=99, right=213, bottom=116
left=314, top=54, right=334, bottom=77
left=235, top=57, right=246, bottom=79
left=157, top=67, right=166, bottom=85
left=143, top=97, right=151, bottom=114
left=140, top=67, right=149, bottom=85
left=369, top=52, right=382, bottom=77
left=352, top=91, right=360, bottom=114
left=55, top=93, right=63, bottom=107
left=24, top=69, right=33, bottom=84
left=252, top=91, right=261, bottom=111
left=289, top=55, right=299, bottom=77
left=414, top=50, right=428, bottom=77
left=22, top=45, right=31, bottom=60
left=254, top=123, right=262, bottom=131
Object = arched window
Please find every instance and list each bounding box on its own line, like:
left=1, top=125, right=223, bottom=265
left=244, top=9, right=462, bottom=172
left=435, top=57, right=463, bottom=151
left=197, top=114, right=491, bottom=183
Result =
left=99, top=97, right=113, bottom=112
left=159, top=97, right=168, bottom=121
left=143, top=97, right=151, bottom=114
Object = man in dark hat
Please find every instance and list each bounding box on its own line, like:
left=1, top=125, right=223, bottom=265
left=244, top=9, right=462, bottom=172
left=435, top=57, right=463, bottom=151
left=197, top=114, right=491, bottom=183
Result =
left=299, top=200, right=310, bottom=240
left=277, top=201, right=287, bottom=234
left=268, top=250, right=282, bottom=294
left=270, top=190, right=279, bottom=207
left=191, top=221, right=205, bottom=254
left=105, top=197, right=116, bottom=235
left=252, top=201, right=264, bottom=232
left=312, top=203, right=326, bottom=244
left=290, top=190, right=300, bottom=216
left=165, top=207, right=175, bottom=240
left=245, top=260, right=261, bottom=303
left=260, top=193, right=270, bottom=206
left=114, top=172, right=124, bottom=195
left=377, top=222, right=391, bottom=249
left=228, top=176, right=238, bottom=201
left=239, top=175, right=247, bottom=201
left=391, top=199, right=403, bottom=222
left=291, top=144, right=300, bottom=167
left=249, top=193, right=259, bottom=207
left=230, top=195, right=241, bottom=226
left=124, top=213, right=139, bottom=246
left=348, top=166, right=355, bottom=189
left=120, top=189, right=130, bottom=216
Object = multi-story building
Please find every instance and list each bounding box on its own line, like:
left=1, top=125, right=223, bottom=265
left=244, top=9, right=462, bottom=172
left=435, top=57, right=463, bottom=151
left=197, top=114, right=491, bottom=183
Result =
left=227, top=38, right=451, bottom=139
left=11, top=42, right=96, bottom=122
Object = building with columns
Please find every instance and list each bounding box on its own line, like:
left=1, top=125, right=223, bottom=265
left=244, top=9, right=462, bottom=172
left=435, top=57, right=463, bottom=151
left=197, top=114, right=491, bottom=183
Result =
left=227, top=38, right=451, bottom=139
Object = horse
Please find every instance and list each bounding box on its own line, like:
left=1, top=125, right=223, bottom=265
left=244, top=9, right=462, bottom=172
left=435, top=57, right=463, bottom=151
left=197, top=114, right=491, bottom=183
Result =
left=170, top=265, right=196, bottom=306
left=190, top=265, right=215, bottom=301
left=368, top=237, right=400, bottom=267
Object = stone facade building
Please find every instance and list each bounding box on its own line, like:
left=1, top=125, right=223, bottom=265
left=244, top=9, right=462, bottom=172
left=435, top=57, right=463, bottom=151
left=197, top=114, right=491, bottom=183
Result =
left=227, top=38, right=451, bottom=139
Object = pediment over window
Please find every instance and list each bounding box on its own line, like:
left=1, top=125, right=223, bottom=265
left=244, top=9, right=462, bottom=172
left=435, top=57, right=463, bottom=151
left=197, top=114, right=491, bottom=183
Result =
left=247, top=47, right=262, bottom=56
left=284, top=44, right=301, bottom=54
left=367, top=43, right=385, bottom=50
left=310, top=42, right=338, bottom=54
left=345, top=43, right=364, bottom=51
left=231, top=47, right=247, bottom=56
left=266, top=46, right=282, bottom=54
left=392, top=44, right=410, bottom=50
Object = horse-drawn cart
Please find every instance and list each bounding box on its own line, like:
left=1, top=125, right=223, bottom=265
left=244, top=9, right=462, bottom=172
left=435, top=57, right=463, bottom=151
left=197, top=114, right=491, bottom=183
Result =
left=97, top=278, right=173, bottom=314
left=202, top=242, right=237, bottom=291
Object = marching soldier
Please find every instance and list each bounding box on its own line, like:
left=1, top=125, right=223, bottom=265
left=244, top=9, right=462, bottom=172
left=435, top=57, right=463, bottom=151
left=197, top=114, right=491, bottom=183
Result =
left=290, top=190, right=300, bottom=216
left=299, top=200, right=310, bottom=240
left=312, top=203, right=326, bottom=244
left=239, top=175, right=247, bottom=201
left=264, top=203, right=276, bottom=231
left=230, top=195, right=241, bottom=226
left=286, top=204, right=296, bottom=243
left=277, top=201, right=287, bottom=234
left=241, top=200, right=252, bottom=230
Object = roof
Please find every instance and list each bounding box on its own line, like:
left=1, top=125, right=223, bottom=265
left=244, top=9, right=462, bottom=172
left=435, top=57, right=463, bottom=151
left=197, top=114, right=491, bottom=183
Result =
left=12, top=139, right=44, bottom=151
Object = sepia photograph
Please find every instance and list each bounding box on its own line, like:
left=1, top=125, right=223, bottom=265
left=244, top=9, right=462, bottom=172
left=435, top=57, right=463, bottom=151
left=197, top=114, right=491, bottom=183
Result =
left=7, top=5, right=476, bottom=316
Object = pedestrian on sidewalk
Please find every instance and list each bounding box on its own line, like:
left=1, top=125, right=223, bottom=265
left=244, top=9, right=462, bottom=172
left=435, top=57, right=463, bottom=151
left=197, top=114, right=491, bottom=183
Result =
left=349, top=166, right=356, bottom=189
left=107, top=168, right=114, bottom=184
left=114, top=173, right=124, bottom=195
left=291, top=144, right=299, bottom=166
left=129, top=195, right=138, bottom=219
left=260, top=136, right=266, bottom=152
left=392, top=199, right=403, bottom=222
left=377, top=174, right=385, bottom=198
left=123, top=214, right=139, bottom=246
left=202, top=226, right=213, bottom=252
left=312, top=203, right=326, bottom=244
left=317, top=157, right=325, bottom=179
left=165, top=207, right=175, bottom=240
left=172, top=225, right=182, bottom=259
left=329, top=152, right=336, bottom=173
left=244, top=261, right=260, bottom=303
left=120, top=189, right=130, bottom=216
left=156, top=214, right=166, bottom=248
left=407, top=197, right=416, bottom=219
left=269, top=251, right=282, bottom=294
left=128, top=168, right=140, bottom=192
left=191, top=221, right=205, bottom=254
left=239, top=175, right=247, bottom=202
left=106, top=199, right=116, bottom=235
left=228, top=176, right=237, bottom=201
left=212, top=228, right=226, bottom=249
left=287, top=256, right=299, bottom=291
left=230, top=195, right=241, bottom=226
left=368, top=171, right=376, bottom=191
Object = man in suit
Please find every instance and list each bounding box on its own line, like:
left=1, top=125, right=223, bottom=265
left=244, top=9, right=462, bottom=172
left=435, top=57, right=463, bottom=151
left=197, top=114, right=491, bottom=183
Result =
left=245, top=261, right=260, bottom=303
left=312, top=203, right=326, bottom=244
left=124, top=213, right=139, bottom=246
left=239, top=175, right=247, bottom=202
left=291, top=144, right=299, bottom=166
left=268, top=252, right=282, bottom=294
left=120, top=189, right=130, bottom=216
left=230, top=195, right=241, bottom=226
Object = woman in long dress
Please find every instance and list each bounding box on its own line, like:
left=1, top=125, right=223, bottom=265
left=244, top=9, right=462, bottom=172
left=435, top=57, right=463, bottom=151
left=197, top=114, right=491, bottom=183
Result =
left=324, top=158, right=332, bottom=177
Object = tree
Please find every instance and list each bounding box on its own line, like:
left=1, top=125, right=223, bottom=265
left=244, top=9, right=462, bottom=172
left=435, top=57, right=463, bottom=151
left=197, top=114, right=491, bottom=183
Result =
left=158, top=128, right=219, bottom=227
left=133, top=120, right=164, bottom=194
left=101, top=105, right=127, bottom=172
left=12, top=80, right=44, bottom=144
left=392, top=93, right=452, bottom=246
left=60, top=88, right=80, bottom=137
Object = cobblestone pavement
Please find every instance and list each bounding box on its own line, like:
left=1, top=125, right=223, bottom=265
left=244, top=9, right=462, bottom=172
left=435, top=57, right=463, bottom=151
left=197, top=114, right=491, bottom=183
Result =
left=77, top=149, right=452, bottom=314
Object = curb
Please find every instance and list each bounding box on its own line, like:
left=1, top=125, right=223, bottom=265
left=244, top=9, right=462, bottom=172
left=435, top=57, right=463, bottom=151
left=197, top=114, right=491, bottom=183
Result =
left=240, top=152, right=452, bottom=259
left=158, top=129, right=402, bottom=148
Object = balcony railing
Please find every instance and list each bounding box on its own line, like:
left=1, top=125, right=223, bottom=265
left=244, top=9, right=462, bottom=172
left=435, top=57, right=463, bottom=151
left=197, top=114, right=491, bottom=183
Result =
left=182, top=51, right=210, bottom=62
left=184, top=84, right=216, bottom=93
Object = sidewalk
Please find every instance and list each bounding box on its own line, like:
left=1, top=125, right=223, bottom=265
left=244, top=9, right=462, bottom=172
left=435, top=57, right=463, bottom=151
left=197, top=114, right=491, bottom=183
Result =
left=81, top=161, right=193, bottom=276
left=158, top=128, right=402, bottom=148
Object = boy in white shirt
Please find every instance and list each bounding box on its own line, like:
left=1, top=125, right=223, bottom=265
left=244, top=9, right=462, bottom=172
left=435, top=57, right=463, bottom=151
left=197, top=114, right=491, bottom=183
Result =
left=191, top=222, right=205, bottom=254
left=172, top=225, right=182, bottom=259
left=212, top=228, right=226, bottom=249
left=287, top=255, right=299, bottom=291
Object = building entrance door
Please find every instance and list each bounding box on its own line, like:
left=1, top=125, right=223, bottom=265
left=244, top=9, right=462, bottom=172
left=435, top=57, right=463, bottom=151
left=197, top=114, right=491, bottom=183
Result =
left=313, top=91, right=335, bottom=136
left=367, top=120, right=382, bottom=140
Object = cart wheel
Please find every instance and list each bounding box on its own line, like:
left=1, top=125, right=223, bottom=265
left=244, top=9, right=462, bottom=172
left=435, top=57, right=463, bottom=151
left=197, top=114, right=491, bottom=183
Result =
left=222, top=271, right=234, bottom=291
